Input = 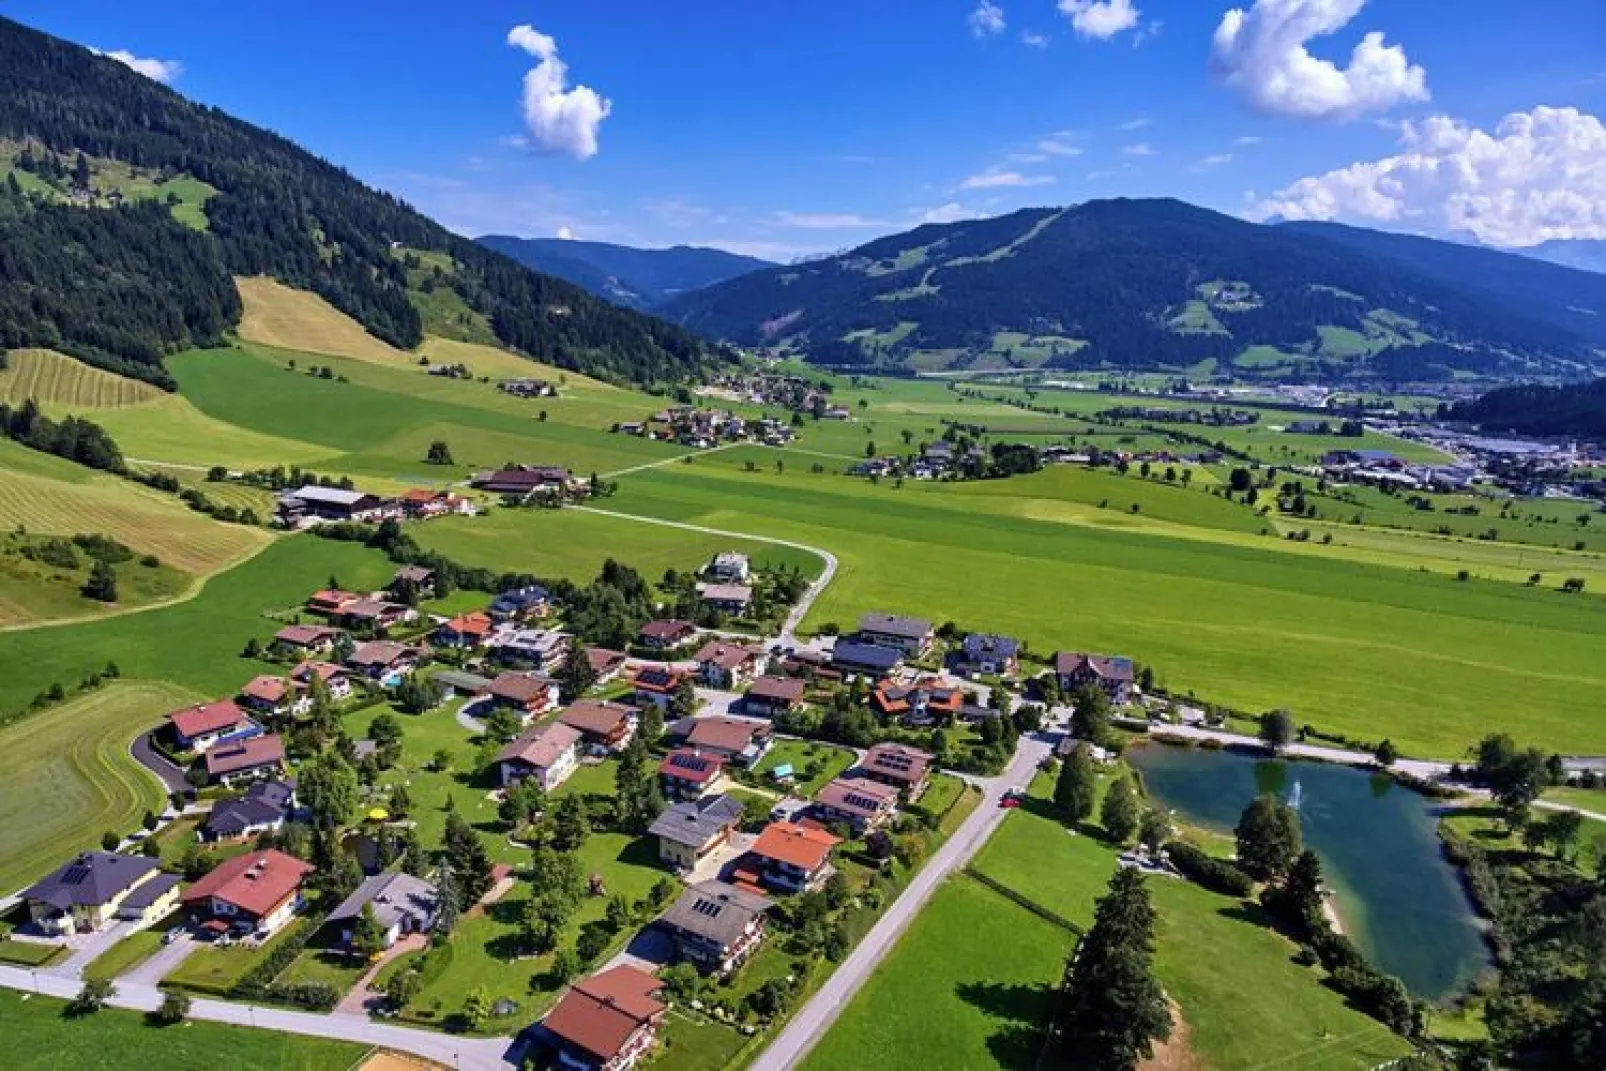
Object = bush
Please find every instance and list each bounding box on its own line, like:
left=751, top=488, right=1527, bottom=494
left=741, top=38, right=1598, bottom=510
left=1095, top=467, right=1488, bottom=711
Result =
left=152, top=992, right=191, bottom=1025
left=1167, top=841, right=1254, bottom=897
left=264, top=981, right=337, bottom=1011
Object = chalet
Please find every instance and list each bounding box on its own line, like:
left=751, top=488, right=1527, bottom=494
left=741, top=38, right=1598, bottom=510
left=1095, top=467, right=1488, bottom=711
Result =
left=472, top=466, right=574, bottom=496
left=683, top=716, right=772, bottom=766
left=693, top=640, right=762, bottom=689
left=488, top=585, right=552, bottom=621
left=486, top=625, right=569, bottom=671
left=814, top=776, right=899, bottom=834
left=182, top=849, right=314, bottom=937
left=305, top=588, right=362, bottom=618
left=434, top=611, right=494, bottom=649
left=557, top=700, right=637, bottom=753
left=658, top=881, right=771, bottom=976
left=954, top=633, right=1021, bottom=677
left=537, top=965, right=667, bottom=1071
left=870, top=677, right=965, bottom=727
left=631, top=666, right=687, bottom=710
left=204, top=734, right=287, bottom=786
left=168, top=699, right=256, bottom=752
left=1052, top=652, right=1136, bottom=705
left=649, top=793, right=745, bottom=870
left=397, top=489, right=473, bottom=520
left=637, top=619, right=696, bottom=650
left=23, top=853, right=181, bottom=936
left=706, top=551, right=751, bottom=583
left=860, top=742, right=933, bottom=799
left=272, top=624, right=340, bottom=654
left=291, top=661, right=356, bottom=701
left=499, top=378, right=557, bottom=398
left=742, top=822, right=839, bottom=894
left=346, top=641, right=422, bottom=685
left=857, top=612, right=934, bottom=656
left=201, top=781, right=295, bottom=843
left=743, top=675, right=806, bottom=718
left=326, top=872, right=440, bottom=952
left=276, top=485, right=389, bottom=528
left=585, top=647, right=629, bottom=683
left=487, top=671, right=560, bottom=718
left=659, top=748, right=725, bottom=801
left=700, top=583, right=753, bottom=616
left=497, top=721, right=582, bottom=791
left=337, top=597, right=415, bottom=633
left=390, top=564, right=437, bottom=597
left=830, top=640, right=903, bottom=676
left=238, top=675, right=309, bottom=720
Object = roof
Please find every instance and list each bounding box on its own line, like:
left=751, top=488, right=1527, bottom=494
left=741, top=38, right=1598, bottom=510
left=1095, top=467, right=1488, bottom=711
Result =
left=686, top=717, right=765, bottom=754
left=348, top=641, right=416, bottom=667
left=857, top=612, right=933, bottom=640
left=713, top=551, right=749, bottom=566
left=170, top=699, right=251, bottom=739
left=632, top=666, right=684, bottom=693
left=648, top=793, right=746, bottom=848
left=693, top=640, right=759, bottom=671
left=24, top=852, right=161, bottom=911
left=393, top=564, right=435, bottom=582
left=701, top=584, right=752, bottom=604
left=962, top=633, right=1020, bottom=661
left=489, top=585, right=550, bottom=611
left=816, top=776, right=899, bottom=819
left=292, top=660, right=350, bottom=685
left=285, top=485, right=368, bottom=507
left=203, top=781, right=295, bottom=837
left=747, top=675, right=805, bottom=703
left=326, top=871, right=439, bottom=930
left=241, top=675, right=294, bottom=704
left=585, top=647, right=628, bottom=674
left=433, top=669, right=494, bottom=692
left=441, top=612, right=493, bottom=637
left=659, top=880, right=771, bottom=947
left=863, top=742, right=933, bottom=786
left=831, top=641, right=903, bottom=672
left=542, top=966, right=666, bottom=1063
left=182, top=849, right=314, bottom=917
left=118, top=871, right=182, bottom=912
left=274, top=624, right=337, bottom=646
left=659, top=748, right=725, bottom=784
left=489, top=671, right=555, bottom=704
left=204, top=734, right=286, bottom=777
left=1051, top=652, right=1135, bottom=683
left=751, top=822, right=840, bottom=871
left=639, top=619, right=695, bottom=641
left=557, top=700, right=633, bottom=738
left=309, top=588, right=360, bottom=607
left=872, top=678, right=963, bottom=716
left=498, top=721, right=583, bottom=769
left=343, top=597, right=404, bottom=620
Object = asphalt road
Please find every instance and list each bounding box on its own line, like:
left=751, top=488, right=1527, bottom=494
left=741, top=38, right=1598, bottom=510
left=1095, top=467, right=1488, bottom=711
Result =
left=129, top=730, right=189, bottom=795
left=748, top=733, right=1054, bottom=1071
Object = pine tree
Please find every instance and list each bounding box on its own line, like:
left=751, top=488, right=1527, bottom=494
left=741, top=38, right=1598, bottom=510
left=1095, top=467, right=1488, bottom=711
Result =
left=443, top=806, right=494, bottom=907
left=1055, top=742, right=1098, bottom=825
left=1059, top=868, right=1172, bottom=1070
left=1100, top=776, right=1142, bottom=844
left=82, top=559, right=118, bottom=602
left=558, top=644, right=598, bottom=702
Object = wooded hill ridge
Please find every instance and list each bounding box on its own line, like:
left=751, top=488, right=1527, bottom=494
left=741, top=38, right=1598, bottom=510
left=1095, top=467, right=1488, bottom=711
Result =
left=1450, top=377, right=1606, bottom=440
left=0, top=16, right=723, bottom=387
left=476, top=236, right=774, bottom=311
left=665, top=198, right=1606, bottom=382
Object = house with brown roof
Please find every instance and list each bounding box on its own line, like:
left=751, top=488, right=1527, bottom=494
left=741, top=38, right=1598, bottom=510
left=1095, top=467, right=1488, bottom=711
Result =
left=306, top=588, right=362, bottom=617
left=238, top=675, right=308, bottom=720
left=472, top=466, right=575, bottom=497
left=700, top=583, right=753, bottom=617
left=860, top=742, right=933, bottom=799
left=648, top=793, right=745, bottom=870
left=682, top=716, right=772, bottom=766
left=345, top=641, right=423, bottom=685
left=585, top=647, right=628, bottom=683
left=744, top=676, right=806, bottom=718
left=658, top=748, right=725, bottom=802
left=658, top=881, right=771, bottom=976
left=1052, top=652, right=1136, bottom=705
left=814, top=776, right=899, bottom=834
left=204, top=734, right=287, bottom=786
left=398, top=489, right=471, bottom=521
left=182, top=849, right=314, bottom=937
left=637, top=619, right=696, bottom=651
left=272, top=623, right=340, bottom=654
left=291, top=660, right=356, bottom=701
left=434, top=611, right=494, bottom=649
left=168, top=699, right=256, bottom=752
left=693, top=640, right=762, bottom=689
left=630, top=666, right=688, bottom=710
left=537, top=965, right=666, bottom=1071
left=389, top=564, right=437, bottom=597
left=857, top=612, right=935, bottom=656
left=870, top=676, right=965, bottom=727
left=487, top=671, right=560, bottom=719
left=497, top=721, right=582, bottom=791
left=557, top=700, right=636, bottom=753
left=743, top=822, right=840, bottom=894
left=338, top=597, right=416, bottom=633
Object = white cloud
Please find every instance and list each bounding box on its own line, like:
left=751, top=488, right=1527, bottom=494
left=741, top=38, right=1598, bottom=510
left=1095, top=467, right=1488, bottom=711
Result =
left=1009, top=152, right=1050, bottom=163
left=769, top=211, right=888, bottom=230
left=1119, top=117, right=1151, bottom=131
left=1192, top=153, right=1235, bottom=171
left=1021, top=30, right=1050, bottom=48
left=556, top=225, right=576, bottom=240
left=1121, top=142, right=1157, bottom=157
left=506, top=23, right=612, bottom=160
left=961, top=168, right=1056, bottom=189
left=916, top=203, right=981, bottom=225
left=1234, top=135, right=1264, bottom=146
left=91, top=48, right=182, bottom=83
left=1038, top=136, right=1083, bottom=157
left=1058, top=0, right=1142, bottom=41
left=969, top=1, right=1006, bottom=38
left=1249, top=106, right=1606, bottom=247
left=1210, top=0, right=1428, bottom=122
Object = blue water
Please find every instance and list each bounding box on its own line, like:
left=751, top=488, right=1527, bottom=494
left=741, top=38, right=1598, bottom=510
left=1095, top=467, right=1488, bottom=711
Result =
left=1127, top=744, right=1489, bottom=998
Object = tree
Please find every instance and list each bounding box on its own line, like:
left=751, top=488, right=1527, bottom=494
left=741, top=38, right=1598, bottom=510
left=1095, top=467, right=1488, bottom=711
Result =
left=152, top=992, right=191, bottom=1026
left=1542, top=809, right=1585, bottom=861
left=69, top=978, right=116, bottom=1016
left=82, top=559, right=118, bottom=602
left=1259, top=709, right=1295, bottom=752
left=522, top=894, right=570, bottom=954
left=443, top=806, right=494, bottom=907
left=1374, top=739, right=1398, bottom=767
left=351, top=903, right=389, bottom=959
left=393, top=672, right=441, bottom=715
left=1069, top=684, right=1111, bottom=747
left=577, top=924, right=612, bottom=963
left=639, top=702, right=664, bottom=747
left=669, top=676, right=698, bottom=720
left=1055, top=742, right=1098, bottom=825
left=1137, top=807, right=1172, bottom=851
left=1229, top=467, right=1254, bottom=494
left=558, top=644, right=598, bottom=701
left=1101, top=776, right=1142, bottom=844
left=1262, top=849, right=1326, bottom=938
left=1059, top=868, right=1172, bottom=1070
left=384, top=967, right=422, bottom=1010
left=425, top=440, right=454, bottom=465
left=1235, top=795, right=1302, bottom=882
left=299, top=750, right=359, bottom=829
left=482, top=704, right=524, bottom=744
left=614, top=735, right=664, bottom=834
left=499, top=776, right=545, bottom=829
left=551, top=794, right=589, bottom=852
left=1473, top=734, right=1552, bottom=817
left=461, top=987, right=491, bottom=1031
left=101, top=830, right=120, bottom=851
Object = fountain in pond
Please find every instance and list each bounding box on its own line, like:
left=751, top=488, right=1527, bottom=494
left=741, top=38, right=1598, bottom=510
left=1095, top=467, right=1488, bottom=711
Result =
left=1288, top=779, right=1303, bottom=811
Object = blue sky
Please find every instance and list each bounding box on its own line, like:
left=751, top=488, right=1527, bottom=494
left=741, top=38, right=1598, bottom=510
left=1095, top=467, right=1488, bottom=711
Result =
left=10, top=0, right=1606, bottom=259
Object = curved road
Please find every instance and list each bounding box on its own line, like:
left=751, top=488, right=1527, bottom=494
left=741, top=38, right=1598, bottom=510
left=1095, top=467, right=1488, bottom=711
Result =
left=130, top=730, right=189, bottom=795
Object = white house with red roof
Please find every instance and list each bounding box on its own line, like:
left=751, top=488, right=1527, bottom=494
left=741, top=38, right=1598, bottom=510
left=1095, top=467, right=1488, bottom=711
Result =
left=168, top=699, right=257, bottom=752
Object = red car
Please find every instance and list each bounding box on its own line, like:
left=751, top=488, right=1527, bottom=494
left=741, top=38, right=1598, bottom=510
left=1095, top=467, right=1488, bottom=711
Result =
left=998, top=790, right=1023, bottom=809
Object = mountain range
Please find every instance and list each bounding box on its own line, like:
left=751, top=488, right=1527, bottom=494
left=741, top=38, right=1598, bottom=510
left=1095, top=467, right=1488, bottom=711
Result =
left=475, top=236, right=772, bottom=311
left=1517, top=240, right=1606, bottom=275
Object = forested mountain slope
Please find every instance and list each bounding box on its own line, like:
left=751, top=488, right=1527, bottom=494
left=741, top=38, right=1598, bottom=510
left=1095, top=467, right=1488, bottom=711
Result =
left=1450, top=378, right=1606, bottom=439
left=0, top=16, right=721, bottom=386
left=667, top=199, right=1606, bottom=381
left=476, top=236, right=772, bottom=310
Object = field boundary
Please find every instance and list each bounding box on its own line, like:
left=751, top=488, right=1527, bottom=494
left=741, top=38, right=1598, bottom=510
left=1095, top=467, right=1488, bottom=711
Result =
left=961, top=867, right=1085, bottom=936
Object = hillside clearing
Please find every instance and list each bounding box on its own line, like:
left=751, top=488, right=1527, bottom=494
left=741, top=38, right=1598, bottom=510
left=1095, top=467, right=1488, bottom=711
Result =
left=235, top=275, right=411, bottom=363
left=0, top=348, right=164, bottom=409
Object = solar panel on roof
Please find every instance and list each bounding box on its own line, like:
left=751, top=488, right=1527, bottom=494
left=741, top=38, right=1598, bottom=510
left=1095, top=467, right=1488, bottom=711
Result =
left=61, top=864, right=92, bottom=885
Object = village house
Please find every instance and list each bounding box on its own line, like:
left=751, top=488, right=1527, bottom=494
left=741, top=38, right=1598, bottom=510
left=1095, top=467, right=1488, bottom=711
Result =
left=182, top=849, right=314, bottom=938
left=585, top=647, right=629, bottom=683
left=693, top=640, right=762, bottom=689
left=706, top=551, right=751, bottom=583
left=305, top=588, right=362, bottom=618
left=657, top=880, right=771, bottom=976
left=648, top=793, right=745, bottom=871
left=557, top=700, right=637, bottom=753
left=681, top=716, right=772, bottom=767
left=856, top=612, right=935, bottom=656
left=1052, top=652, right=1136, bottom=705
left=630, top=665, right=687, bottom=710
left=291, top=660, right=356, bottom=701
left=499, top=377, right=557, bottom=398
left=536, top=965, right=667, bottom=1071
left=814, top=776, right=899, bottom=834
left=238, top=675, right=309, bottom=721
left=204, top=733, right=287, bottom=786
left=397, top=489, right=474, bottom=520
left=486, top=624, right=570, bottom=671
left=488, top=585, right=552, bottom=621
left=741, top=822, right=840, bottom=895
left=325, top=871, right=440, bottom=952
left=743, top=675, right=806, bottom=719
left=487, top=671, right=561, bottom=719
left=390, top=564, right=437, bottom=598
left=201, top=780, right=295, bottom=843
left=497, top=721, right=582, bottom=791
left=954, top=633, right=1021, bottom=678
left=860, top=742, right=934, bottom=800
left=337, top=597, right=415, bottom=633
left=700, top=583, right=753, bottom=617
left=659, top=748, right=725, bottom=802
left=272, top=623, right=341, bottom=655
left=433, top=669, right=494, bottom=700
left=168, top=699, right=257, bottom=752
left=434, top=611, right=494, bottom=650
left=830, top=640, right=903, bottom=677
left=471, top=465, right=575, bottom=496
left=23, top=853, right=181, bottom=936
left=637, top=619, right=696, bottom=651
left=275, top=485, right=390, bottom=528
left=870, top=677, right=965, bottom=727
left=345, top=641, right=423, bottom=685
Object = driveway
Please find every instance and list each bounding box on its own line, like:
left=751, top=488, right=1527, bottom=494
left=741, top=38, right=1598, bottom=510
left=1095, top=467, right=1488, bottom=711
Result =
left=43, top=921, right=133, bottom=979
left=121, top=930, right=200, bottom=986
left=130, top=731, right=188, bottom=795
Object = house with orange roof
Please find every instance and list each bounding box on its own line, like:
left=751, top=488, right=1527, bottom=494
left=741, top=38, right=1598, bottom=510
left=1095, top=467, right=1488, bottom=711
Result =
left=743, top=822, right=840, bottom=894
left=870, top=676, right=966, bottom=727
left=435, top=611, right=495, bottom=649
left=237, top=675, right=309, bottom=720
left=305, top=588, right=362, bottom=617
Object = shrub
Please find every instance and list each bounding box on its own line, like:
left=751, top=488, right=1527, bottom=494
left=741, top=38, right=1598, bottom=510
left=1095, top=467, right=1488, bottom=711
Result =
left=1167, top=841, right=1254, bottom=897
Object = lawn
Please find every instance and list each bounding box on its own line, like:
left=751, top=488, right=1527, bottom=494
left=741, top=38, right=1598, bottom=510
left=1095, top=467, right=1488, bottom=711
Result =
left=0, top=989, right=368, bottom=1071
left=0, top=939, right=64, bottom=966
left=658, top=1010, right=751, bottom=1070
left=750, top=740, right=856, bottom=796
left=0, top=681, right=191, bottom=893
left=1544, top=785, right=1606, bottom=817
left=0, top=532, right=193, bottom=629
left=278, top=945, right=368, bottom=997
left=84, top=925, right=169, bottom=982
left=166, top=918, right=313, bottom=995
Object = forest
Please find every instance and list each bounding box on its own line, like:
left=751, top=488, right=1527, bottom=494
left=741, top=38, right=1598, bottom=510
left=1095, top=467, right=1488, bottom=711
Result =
left=1449, top=377, right=1606, bottom=439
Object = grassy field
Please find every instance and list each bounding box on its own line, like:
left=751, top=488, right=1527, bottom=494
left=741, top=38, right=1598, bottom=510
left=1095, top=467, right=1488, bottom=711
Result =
left=93, top=393, right=337, bottom=470
left=0, top=681, right=195, bottom=894
left=751, top=740, right=857, bottom=796
left=84, top=925, right=169, bottom=982
left=0, top=990, right=367, bottom=1071
left=0, top=531, right=193, bottom=629
left=235, top=276, right=411, bottom=364
left=0, top=349, right=164, bottom=409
